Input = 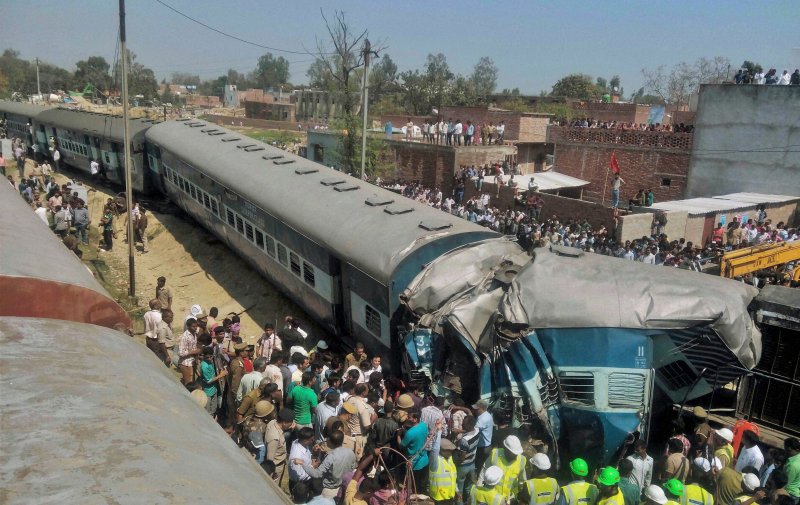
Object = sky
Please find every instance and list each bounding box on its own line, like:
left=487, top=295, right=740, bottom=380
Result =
left=2, top=0, right=798, bottom=96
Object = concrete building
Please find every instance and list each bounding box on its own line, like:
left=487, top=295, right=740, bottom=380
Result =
left=686, top=84, right=800, bottom=198
left=223, top=84, right=239, bottom=108
left=243, top=89, right=296, bottom=122
left=295, top=90, right=356, bottom=123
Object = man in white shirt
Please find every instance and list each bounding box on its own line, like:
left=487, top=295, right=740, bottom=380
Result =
left=438, top=120, right=447, bottom=145
left=625, top=440, right=654, bottom=491
left=641, top=248, right=657, bottom=265
left=778, top=70, right=790, bottom=85
left=90, top=159, right=99, bottom=180
left=34, top=202, right=49, bottom=225
left=496, top=122, right=506, bottom=143
left=289, top=427, right=315, bottom=484
left=143, top=299, right=162, bottom=340
left=238, top=357, right=267, bottom=402
left=624, top=247, right=636, bottom=261
left=314, top=391, right=341, bottom=443
left=453, top=120, right=463, bottom=146
left=735, top=430, right=764, bottom=472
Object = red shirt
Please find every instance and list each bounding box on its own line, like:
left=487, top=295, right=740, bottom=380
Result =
left=243, top=357, right=253, bottom=373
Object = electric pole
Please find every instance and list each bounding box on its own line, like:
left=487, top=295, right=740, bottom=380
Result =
left=35, top=57, right=41, bottom=97
left=119, top=0, right=136, bottom=298
left=359, top=39, right=376, bottom=181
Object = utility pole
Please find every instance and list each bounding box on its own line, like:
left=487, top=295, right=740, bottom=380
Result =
left=119, top=0, right=136, bottom=298
left=359, top=39, right=375, bottom=181
left=35, top=57, right=41, bottom=97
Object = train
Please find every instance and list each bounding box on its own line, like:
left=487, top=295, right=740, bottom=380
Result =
left=0, top=181, right=290, bottom=503
left=0, top=101, right=764, bottom=467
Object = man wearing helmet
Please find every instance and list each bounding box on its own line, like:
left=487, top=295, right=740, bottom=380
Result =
left=519, top=453, right=560, bottom=505
left=470, top=466, right=505, bottom=505
left=478, top=435, right=527, bottom=502
left=596, top=467, right=624, bottom=505
left=558, top=458, right=598, bottom=505
left=662, top=479, right=684, bottom=505
left=244, top=400, right=275, bottom=464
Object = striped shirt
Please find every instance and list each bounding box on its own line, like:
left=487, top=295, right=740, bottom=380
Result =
left=458, top=429, right=481, bottom=466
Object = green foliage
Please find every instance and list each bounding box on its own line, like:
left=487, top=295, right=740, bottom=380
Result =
left=471, top=56, right=498, bottom=98
left=532, top=102, right=574, bottom=121
left=75, top=56, right=111, bottom=91
left=170, top=72, right=200, bottom=86
left=741, top=60, right=763, bottom=75
left=254, top=52, right=290, bottom=89
left=369, top=53, right=398, bottom=103
left=551, top=73, right=602, bottom=100
left=113, top=49, right=158, bottom=100
left=501, top=97, right=531, bottom=113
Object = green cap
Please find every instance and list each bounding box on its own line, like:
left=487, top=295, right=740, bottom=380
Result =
left=570, top=458, right=589, bottom=477
left=663, top=479, right=684, bottom=497
left=597, top=467, right=620, bottom=486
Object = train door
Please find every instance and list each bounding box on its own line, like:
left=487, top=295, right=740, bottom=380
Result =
left=329, top=256, right=346, bottom=335
left=84, top=135, right=95, bottom=161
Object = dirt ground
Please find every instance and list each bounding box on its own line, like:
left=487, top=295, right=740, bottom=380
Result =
left=29, top=160, right=321, bottom=349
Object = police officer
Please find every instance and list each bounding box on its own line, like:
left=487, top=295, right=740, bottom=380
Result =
left=470, top=466, right=505, bottom=505
left=596, top=467, right=624, bottom=505
left=430, top=438, right=459, bottom=505
left=519, top=453, right=560, bottom=505
left=559, top=458, right=599, bottom=505
left=244, top=400, right=275, bottom=464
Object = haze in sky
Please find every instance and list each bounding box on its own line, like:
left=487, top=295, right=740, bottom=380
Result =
left=2, top=0, right=797, bottom=95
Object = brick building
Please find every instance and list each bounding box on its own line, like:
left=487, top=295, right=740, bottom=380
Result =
left=548, top=126, right=693, bottom=204
left=243, top=89, right=297, bottom=122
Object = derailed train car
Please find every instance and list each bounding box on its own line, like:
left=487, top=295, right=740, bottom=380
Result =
left=401, top=240, right=762, bottom=467
left=0, top=182, right=289, bottom=503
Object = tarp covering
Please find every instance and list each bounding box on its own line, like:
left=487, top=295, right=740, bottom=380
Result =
left=403, top=240, right=762, bottom=369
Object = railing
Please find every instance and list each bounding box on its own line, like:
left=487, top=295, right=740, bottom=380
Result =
left=549, top=126, right=693, bottom=150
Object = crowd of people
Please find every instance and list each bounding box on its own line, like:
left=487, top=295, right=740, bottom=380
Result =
left=393, top=118, right=507, bottom=147
left=561, top=118, right=695, bottom=133
left=734, top=69, right=800, bottom=86
left=136, top=280, right=800, bottom=505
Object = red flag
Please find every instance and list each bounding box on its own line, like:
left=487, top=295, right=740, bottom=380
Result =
left=610, top=152, right=620, bottom=174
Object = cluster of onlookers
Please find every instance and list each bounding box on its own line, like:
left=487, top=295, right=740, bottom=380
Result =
left=395, top=118, right=507, bottom=146
left=735, top=68, right=800, bottom=86
left=563, top=118, right=695, bottom=133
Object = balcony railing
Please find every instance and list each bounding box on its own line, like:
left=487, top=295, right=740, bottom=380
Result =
left=549, top=126, right=693, bottom=150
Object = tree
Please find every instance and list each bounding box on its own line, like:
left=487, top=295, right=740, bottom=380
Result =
left=609, top=75, right=621, bottom=91
left=113, top=49, right=158, bottom=100
left=470, top=56, right=498, bottom=98
left=641, top=56, right=730, bottom=106
left=368, top=53, right=398, bottom=103
left=500, top=87, right=521, bottom=96
left=551, top=74, right=601, bottom=100
left=253, top=52, right=290, bottom=90
left=424, top=53, right=454, bottom=113
left=596, top=77, right=608, bottom=90
left=170, top=72, right=200, bottom=85
left=74, top=56, right=111, bottom=91
left=0, top=49, right=33, bottom=97
left=741, top=60, right=763, bottom=76
left=399, top=69, right=428, bottom=115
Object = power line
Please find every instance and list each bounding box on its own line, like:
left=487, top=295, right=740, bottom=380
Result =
left=153, top=0, right=332, bottom=56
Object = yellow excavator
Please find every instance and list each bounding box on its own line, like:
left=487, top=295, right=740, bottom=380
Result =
left=719, top=241, right=800, bottom=281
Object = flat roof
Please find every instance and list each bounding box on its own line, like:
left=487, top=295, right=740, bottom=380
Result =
left=508, top=172, right=590, bottom=191
left=713, top=193, right=800, bottom=205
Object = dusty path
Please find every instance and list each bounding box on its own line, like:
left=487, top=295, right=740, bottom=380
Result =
left=38, top=162, right=322, bottom=348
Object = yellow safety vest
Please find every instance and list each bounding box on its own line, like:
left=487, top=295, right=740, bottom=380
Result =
left=489, top=448, right=527, bottom=498
left=733, top=496, right=751, bottom=504
left=430, top=455, right=458, bottom=501
left=681, top=484, right=714, bottom=505
left=597, top=489, right=625, bottom=505
left=524, top=477, right=560, bottom=505
left=666, top=501, right=681, bottom=505
left=561, top=481, right=599, bottom=505
left=471, top=486, right=505, bottom=505
left=715, top=445, right=734, bottom=468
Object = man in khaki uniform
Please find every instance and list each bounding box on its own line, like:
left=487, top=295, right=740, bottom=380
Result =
left=266, top=408, right=296, bottom=484
left=245, top=400, right=276, bottom=464
left=345, top=384, right=376, bottom=460
left=155, top=276, right=172, bottom=310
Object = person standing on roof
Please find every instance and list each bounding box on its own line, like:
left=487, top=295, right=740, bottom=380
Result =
left=558, top=458, right=599, bottom=505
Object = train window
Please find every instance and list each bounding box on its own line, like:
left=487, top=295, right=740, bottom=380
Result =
left=289, top=253, right=301, bottom=277
left=365, top=305, right=382, bottom=337
left=558, top=372, right=595, bottom=406
left=255, top=230, right=264, bottom=248
left=245, top=222, right=254, bottom=242
left=203, top=193, right=211, bottom=209
left=189, top=185, right=197, bottom=200
left=211, top=200, right=219, bottom=216
left=303, top=262, right=315, bottom=287
left=277, top=244, right=288, bottom=266
left=196, top=187, right=203, bottom=203
left=226, top=208, right=235, bottom=227
left=265, top=236, right=276, bottom=257
left=235, top=215, right=244, bottom=234
left=608, top=372, right=646, bottom=408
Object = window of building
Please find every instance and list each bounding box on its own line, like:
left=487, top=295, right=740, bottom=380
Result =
left=558, top=372, right=595, bottom=406
left=265, top=236, right=276, bottom=257
left=303, top=262, right=315, bottom=287
left=277, top=244, right=288, bottom=267
left=235, top=215, right=244, bottom=234
left=661, top=178, right=672, bottom=187
left=255, top=230, right=264, bottom=248
left=245, top=222, right=254, bottom=242
left=289, top=252, right=301, bottom=276
left=365, top=305, right=382, bottom=337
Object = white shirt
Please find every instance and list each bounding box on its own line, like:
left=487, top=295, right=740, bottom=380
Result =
left=626, top=454, right=654, bottom=490
left=735, top=445, right=764, bottom=472
left=289, top=441, right=313, bottom=482
left=143, top=309, right=162, bottom=339
left=779, top=73, right=790, bottom=85
left=34, top=207, right=49, bottom=225
left=454, top=122, right=463, bottom=134
left=496, top=124, right=505, bottom=135
left=90, top=160, right=99, bottom=175
left=624, top=250, right=635, bottom=261
left=264, top=364, right=284, bottom=393
left=237, top=371, right=264, bottom=402
left=641, top=253, right=656, bottom=265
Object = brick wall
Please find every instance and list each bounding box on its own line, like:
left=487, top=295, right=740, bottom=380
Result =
left=184, top=95, right=221, bottom=107
left=379, top=115, right=432, bottom=127
left=516, top=143, right=553, bottom=173
left=204, top=114, right=302, bottom=131
left=244, top=101, right=296, bottom=122
left=569, top=102, right=653, bottom=124
left=439, top=106, right=551, bottom=142
left=549, top=127, right=692, bottom=203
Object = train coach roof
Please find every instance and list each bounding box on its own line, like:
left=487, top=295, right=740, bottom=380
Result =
left=36, top=107, right=155, bottom=140
left=0, top=100, right=54, bottom=118
left=0, top=317, right=290, bottom=504
left=146, top=120, right=496, bottom=283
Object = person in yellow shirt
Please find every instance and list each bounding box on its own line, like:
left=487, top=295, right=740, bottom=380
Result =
left=681, top=458, right=715, bottom=505
left=712, top=429, right=735, bottom=469
left=471, top=466, right=505, bottom=505
left=558, top=458, right=599, bottom=505
left=519, top=453, right=560, bottom=505
left=478, top=435, right=527, bottom=502
left=596, top=467, right=624, bottom=505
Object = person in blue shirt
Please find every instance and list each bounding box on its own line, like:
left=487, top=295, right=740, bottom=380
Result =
left=401, top=411, right=430, bottom=493
left=199, top=347, right=228, bottom=418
